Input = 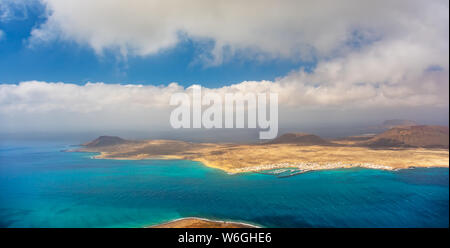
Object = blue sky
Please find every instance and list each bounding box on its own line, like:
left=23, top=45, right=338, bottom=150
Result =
left=0, top=2, right=313, bottom=87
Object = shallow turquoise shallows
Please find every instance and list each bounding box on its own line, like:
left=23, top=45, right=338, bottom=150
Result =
left=0, top=142, right=448, bottom=227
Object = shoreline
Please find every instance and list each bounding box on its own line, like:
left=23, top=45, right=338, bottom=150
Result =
left=86, top=151, right=448, bottom=174
left=74, top=138, right=449, bottom=174
left=147, top=217, right=261, bottom=228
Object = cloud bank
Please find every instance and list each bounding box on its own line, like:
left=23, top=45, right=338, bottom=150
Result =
left=1, top=65, right=447, bottom=136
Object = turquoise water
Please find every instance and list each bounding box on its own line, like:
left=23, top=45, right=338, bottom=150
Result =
left=0, top=142, right=448, bottom=227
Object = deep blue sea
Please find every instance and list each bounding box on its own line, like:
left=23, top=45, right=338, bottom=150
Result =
left=0, top=142, right=448, bottom=228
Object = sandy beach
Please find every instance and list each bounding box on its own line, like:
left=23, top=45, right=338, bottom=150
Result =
left=148, top=217, right=259, bottom=228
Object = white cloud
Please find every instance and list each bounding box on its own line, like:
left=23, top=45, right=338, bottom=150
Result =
left=0, top=29, right=4, bottom=40
left=277, top=36, right=449, bottom=108
left=0, top=64, right=447, bottom=134
left=30, top=0, right=449, bottom=65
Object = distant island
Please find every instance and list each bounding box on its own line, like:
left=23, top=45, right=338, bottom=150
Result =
left=76, top=125, right=449, bottom=174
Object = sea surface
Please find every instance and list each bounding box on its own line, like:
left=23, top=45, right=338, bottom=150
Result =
left=0, top=142, right=448, bottom=227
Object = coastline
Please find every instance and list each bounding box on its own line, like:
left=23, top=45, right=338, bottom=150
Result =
left=147, top=217, right=260, bottom=228
left=88, top=150, right=449, bottom=174
left=75, top=138, right=448, bottom=175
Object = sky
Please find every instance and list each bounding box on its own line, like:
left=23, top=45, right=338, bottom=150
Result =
left=0, top=0, right=309, bottom=86
left=0, top=0, right=448, bottom=141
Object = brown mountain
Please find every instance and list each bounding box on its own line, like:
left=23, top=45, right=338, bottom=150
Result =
left=363, top=125, right=449, bottom=148
left=268, top=133, right=330, bottom=145
left=82, top=136, right=129, bottom=148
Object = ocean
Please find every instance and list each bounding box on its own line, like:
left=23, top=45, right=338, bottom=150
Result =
left=0, top=142, right=448, bottom=227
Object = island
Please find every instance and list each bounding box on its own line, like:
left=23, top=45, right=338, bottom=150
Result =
left=76, top=125, right=449, bottom=174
